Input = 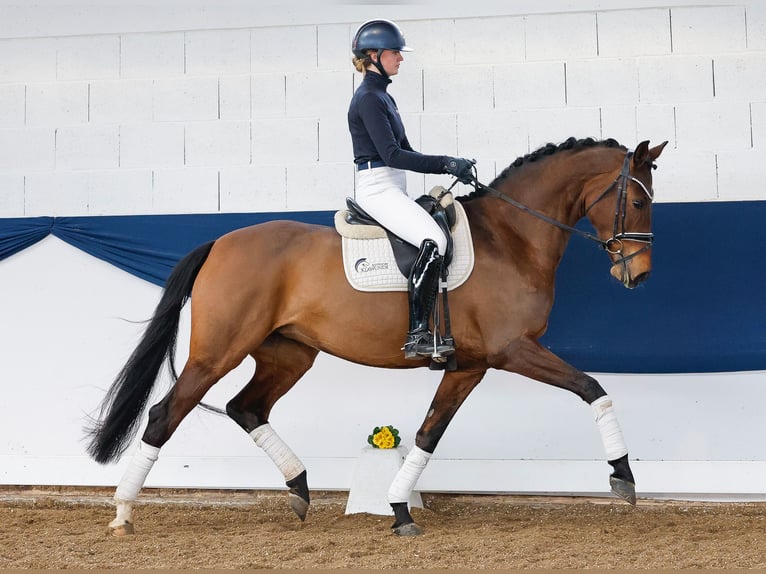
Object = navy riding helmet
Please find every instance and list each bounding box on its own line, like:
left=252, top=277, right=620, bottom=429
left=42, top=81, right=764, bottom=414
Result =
left=352, top=19, right=414, bottom=58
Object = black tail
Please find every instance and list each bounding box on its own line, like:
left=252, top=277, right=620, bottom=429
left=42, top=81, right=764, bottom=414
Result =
left=85, top=241, right=216, bottom=464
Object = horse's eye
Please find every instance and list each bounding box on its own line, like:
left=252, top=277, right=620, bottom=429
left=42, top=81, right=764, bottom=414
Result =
left=632, top=199, right=646, bottom=210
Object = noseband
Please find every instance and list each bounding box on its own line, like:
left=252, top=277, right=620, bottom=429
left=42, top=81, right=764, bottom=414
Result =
left=465, top=150, right=653, bottom=266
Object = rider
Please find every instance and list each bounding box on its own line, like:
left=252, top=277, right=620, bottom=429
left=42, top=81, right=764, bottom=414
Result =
left=348, top=18, right=475, bottom=360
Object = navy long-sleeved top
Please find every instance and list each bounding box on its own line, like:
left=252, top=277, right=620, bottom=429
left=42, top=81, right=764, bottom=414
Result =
left=348, top=71, right=447, bottom=173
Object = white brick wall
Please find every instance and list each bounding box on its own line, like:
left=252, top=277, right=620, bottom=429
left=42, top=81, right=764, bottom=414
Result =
left=675, top=102, right=751, bottom=151
left=251, top=26, right=317, bottom=73
left=153, top=168, right=219, bottom=213
left=600, top=105, right=638, bottom=146
left=423, top=66, right=493, bottom=112
left=220, top=165, right=287, bottom=212
left=55, top=125, right=119, bottom=170
left=153, top=77, right=219, bottom=122
left=567, top=59, right=640, bottom=106
left=753, top=102, right=766, bottom=149
left=454, top=17, right=526, bottom=64
left=251, top=74, right=286, bottom=117
left=0, top=174, right=24, bottom=216
left=0, top=38, right=57, bottom=82
left=252, top=118, right=317, bottom=164
left=494, top=62, right=566, bottom=110
left=119, top=123, right=184, bottom=168
left=713, top=53, right=766, bottom=102
left=670, top=6, right=746, bottom=54
left=90, top=79, right=153, bottom=123
left=56, top=36, right=120, bottom=80
left=120, top=33, right=185, bottom=78
left=717, top=150, right=766, bottom=200
left=25, top=171, right=90, bottom=215
left=185, top=121, right=251, bottom=167
left=0, top=84, right=25, bottom=127
left=286, top=71, right=353, bottom=117
left=638, top=55, right=713, bottom=103
left=87, top=169, right=154, bottom=215
left=26, top=82, right=88, bottom=127
left=185, top=30, right=251, bottom=76
left=0, top=128, right=55, bottom=171
left=219, top=76, right=251, bottom=120
left=525, top=13, right=598, bottom=61
left=597, top=9, right=671, bottom=57
left=1, top=4, right=765, bottom=218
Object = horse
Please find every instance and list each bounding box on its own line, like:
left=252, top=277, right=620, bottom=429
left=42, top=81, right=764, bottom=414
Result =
left=86, top=136, right=668, bottom=536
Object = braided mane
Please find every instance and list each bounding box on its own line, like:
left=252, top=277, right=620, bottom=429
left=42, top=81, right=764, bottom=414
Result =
left=458, top=136, right=626, bottom=201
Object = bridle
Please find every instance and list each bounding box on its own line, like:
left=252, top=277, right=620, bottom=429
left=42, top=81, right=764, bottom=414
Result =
left=458, top=150, right=654, bottom=267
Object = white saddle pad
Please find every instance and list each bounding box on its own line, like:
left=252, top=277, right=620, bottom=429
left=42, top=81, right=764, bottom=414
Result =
left=338, top=199, right=475, bottom=292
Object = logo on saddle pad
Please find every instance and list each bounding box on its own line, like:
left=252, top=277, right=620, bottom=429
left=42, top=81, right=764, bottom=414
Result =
left=354, top=258, right=390, bottom=273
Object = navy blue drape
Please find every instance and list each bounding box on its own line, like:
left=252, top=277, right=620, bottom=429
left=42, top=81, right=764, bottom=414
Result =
left=0, top=202, right=763, bottom=373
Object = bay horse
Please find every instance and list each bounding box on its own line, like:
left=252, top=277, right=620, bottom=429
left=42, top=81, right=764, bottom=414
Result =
left=86, top=137, right=668, bottom=536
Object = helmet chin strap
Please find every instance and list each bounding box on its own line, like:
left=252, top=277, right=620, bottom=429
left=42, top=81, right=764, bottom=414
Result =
left=372, top=49, right=388, bottom=79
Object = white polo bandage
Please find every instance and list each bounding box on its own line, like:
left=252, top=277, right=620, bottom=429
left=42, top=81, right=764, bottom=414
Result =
left=591, top=395, right=629, bottom=461
left=114, top=441, right=160, bottom=503
left=387, top=446, right=432, bottom=504
left=110, top=500, right=133, bottom=528
left=249, top=424, right=306, bottom=481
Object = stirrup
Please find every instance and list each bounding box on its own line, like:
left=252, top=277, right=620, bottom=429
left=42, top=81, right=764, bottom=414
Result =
left=403, top=331, right=455, bottom=360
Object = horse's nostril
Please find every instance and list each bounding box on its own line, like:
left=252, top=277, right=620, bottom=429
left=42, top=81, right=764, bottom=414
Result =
left=633, top=271, right=650, bottom=286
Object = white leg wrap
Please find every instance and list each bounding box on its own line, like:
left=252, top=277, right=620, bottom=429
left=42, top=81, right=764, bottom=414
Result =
left=249, top=424, right=305, bottom=481
left=591, top=395, right=629, bottom=461
left=387, top=446, right=432, bottom=504
left=109, top=500, right=134, bottom=528
left=110, top=441, right=160, bottom=527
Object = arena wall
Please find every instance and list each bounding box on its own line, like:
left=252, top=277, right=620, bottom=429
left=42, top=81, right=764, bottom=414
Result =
left=1, top=1, right=764, bottom=499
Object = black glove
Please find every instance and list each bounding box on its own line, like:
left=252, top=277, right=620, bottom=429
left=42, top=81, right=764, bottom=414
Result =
left=444, top=157, right=476, bottom=184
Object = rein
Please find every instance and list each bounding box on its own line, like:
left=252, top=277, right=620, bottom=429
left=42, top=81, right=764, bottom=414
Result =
left=457, top=151, right=653, bottom=265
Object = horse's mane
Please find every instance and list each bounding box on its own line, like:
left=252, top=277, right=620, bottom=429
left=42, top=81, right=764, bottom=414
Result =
left=458, top=136, right=627, bottom=201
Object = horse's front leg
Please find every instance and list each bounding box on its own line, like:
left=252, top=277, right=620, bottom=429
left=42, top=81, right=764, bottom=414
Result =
left=389, top=369, right=487, bottom=536
left=499, top=336, right=635, bottom=504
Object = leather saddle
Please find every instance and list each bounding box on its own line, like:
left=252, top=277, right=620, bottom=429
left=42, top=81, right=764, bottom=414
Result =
left=341, top=187, right=457, bottom=278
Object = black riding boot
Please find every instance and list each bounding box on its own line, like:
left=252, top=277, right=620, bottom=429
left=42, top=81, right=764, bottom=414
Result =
left=403, top=239, right=455, bottom=359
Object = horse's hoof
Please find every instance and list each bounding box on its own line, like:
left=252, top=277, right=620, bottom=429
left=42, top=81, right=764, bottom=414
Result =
left=392, top=522, right=423, bottom=536
left=110, top=522, right=135, bottom=537
left=610, top=476, right=637, bottom=505
left=289, top=492, right=310, bottom=522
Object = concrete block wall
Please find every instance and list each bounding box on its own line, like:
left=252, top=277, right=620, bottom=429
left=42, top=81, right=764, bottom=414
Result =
left=0, top=3, right=765, bottom=217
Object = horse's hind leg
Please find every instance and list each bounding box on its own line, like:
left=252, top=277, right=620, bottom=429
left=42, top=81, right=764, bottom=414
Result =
left=108, top=359, right=236, bottom=535
left=506, top=337, right=636, bottom=504
left=225, top=334, right=318, bottom=521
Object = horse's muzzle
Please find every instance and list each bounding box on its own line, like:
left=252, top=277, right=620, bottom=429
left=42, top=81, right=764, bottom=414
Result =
left=611, top=261, right=651, bottom=289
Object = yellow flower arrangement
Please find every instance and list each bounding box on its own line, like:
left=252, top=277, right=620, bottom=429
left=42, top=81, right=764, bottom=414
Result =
left=367, top=425, right=401, bottom=449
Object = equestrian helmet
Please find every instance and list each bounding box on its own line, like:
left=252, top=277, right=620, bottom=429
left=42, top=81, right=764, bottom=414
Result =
left=352, top=19, right=413, bottom=58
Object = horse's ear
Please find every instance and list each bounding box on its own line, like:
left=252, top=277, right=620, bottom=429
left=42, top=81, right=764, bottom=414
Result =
left=633, top=140, right=668, bottom=167
left=648, top=140, right=669, bottom=162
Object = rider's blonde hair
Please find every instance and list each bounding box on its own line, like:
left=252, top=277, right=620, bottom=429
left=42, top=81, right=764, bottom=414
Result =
left=352, top=53, right=372, bottom=74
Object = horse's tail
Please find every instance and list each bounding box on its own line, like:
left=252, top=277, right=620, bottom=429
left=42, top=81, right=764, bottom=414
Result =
left=85, top=240, right=216, bottom=464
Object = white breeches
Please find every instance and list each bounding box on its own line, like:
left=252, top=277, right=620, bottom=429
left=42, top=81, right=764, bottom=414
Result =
left=355, top=166, right=448, bottom=254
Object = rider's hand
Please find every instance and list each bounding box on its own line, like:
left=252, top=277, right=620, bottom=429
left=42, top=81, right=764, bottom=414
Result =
left=444, top=157, right=476, bottom=184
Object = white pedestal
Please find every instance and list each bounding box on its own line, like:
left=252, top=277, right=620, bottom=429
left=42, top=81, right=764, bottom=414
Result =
left=345, top=446, right=424, bottom=515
